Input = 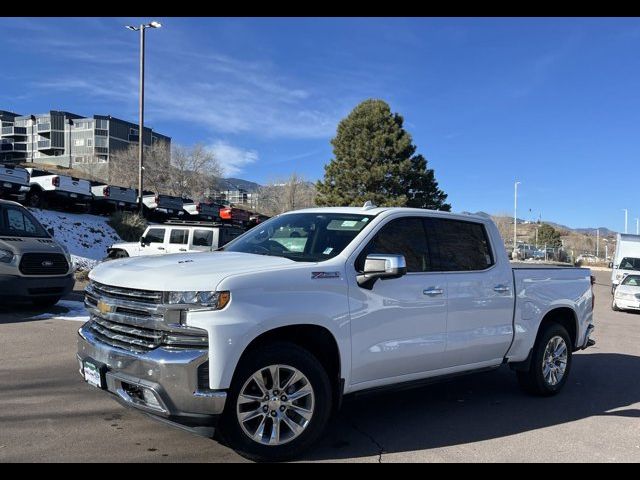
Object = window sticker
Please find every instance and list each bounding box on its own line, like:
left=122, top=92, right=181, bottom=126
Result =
left=341, top=220, right=358, bottom=227
left=323, top=247, right=334, bottom=255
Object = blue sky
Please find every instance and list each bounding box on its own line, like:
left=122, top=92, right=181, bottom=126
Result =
left=1, top=17, right=639, bottom=231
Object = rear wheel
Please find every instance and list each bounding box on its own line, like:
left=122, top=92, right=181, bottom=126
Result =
left=517, top=323, right=572, bottom=396
left=219, top=342, right=332, bottom=462
left=27, top=190, right=44, bottom=208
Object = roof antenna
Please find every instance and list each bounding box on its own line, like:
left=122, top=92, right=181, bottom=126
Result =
left=362, top=201, right=377, bottom=210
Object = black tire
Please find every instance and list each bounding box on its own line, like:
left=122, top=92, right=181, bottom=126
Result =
left=27, top=189, right=44, bottom=209
left=517, top=323, right=572, bottom=396
left=31, top=296, right=62, bottom=308
left=218, top=342, right=333, bottom=462
left=612, top=299, right=621, bottom=312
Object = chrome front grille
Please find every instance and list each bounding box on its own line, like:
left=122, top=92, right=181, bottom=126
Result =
left=90, top=281, right=163, bottom=304
left=84, top=281, right=208, bottom=354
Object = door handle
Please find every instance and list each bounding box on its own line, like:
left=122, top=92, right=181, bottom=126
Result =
left=423, top=288, right=444, bottom=296
left=157, top=247, right=165, bottom=250
left=179, top=248, right=187, bottom=252
left=493, top=285, right=510, bottom=293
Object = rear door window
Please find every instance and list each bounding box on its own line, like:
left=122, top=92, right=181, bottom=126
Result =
left=428, top=218, right=494, bottom=271
left=169, top=229, right=189, bottom=245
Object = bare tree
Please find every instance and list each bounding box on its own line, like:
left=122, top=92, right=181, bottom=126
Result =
left=109, top=141, right=171, bottom=194
left=257, top=173, right=317, bottom=216
left=168, top=143, right=222, bottom=200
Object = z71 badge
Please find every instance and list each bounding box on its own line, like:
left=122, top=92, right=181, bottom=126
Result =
left=311, top=272, right=341, bottom=279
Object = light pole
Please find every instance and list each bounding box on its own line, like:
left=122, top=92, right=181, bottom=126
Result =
left=513, top=181, right=521, bottom=257
left=623, top=209, right=628, bottom=234
left=596, top=229, right=599, bottom=259
left=126, top=21, right=162, bottom=214
left=637, top=218, right=639, bottom=235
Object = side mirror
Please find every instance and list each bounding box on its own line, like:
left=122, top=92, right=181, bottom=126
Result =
left=140, top=236, right=149, bottom=247
left=357, top=254, right=407, bottom=290
left=608, top=262, right=613, bottom=269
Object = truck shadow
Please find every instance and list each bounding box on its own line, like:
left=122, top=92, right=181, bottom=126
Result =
left=304, top=352, right=640, bottom=461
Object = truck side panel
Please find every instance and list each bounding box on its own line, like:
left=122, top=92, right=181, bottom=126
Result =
left=506, top=267, right=593, bottom=362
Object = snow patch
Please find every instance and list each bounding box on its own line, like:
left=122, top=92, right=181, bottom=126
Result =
left=28, top=208, right=122, bottom=271
left=28, top=300, right=89, bottom=322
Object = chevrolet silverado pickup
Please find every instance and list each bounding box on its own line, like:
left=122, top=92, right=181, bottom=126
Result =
left=77, top=205, right=595, bottom=461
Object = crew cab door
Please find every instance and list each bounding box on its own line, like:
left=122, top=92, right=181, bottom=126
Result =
left=428, top=218, right=514, bottom=367
left=348, top=216, right=448, bottom=387
left=166, top=228, right=190, bottom=254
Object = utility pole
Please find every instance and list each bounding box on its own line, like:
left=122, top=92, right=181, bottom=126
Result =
left=623, top=209, right=628, bottom=234
left=513, top=181, right=520, bottom=257
left=637, top=218, right=639, bottom=235
left=596, top=229, right=600, bottom=259
left=126, top=21, right=162, bottom=214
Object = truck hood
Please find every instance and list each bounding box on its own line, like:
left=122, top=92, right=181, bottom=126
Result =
left=89, top=251, right=300, bottom=291
left=0, top=236, right=65, bottom=255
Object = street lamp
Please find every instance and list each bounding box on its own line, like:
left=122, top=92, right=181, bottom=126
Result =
left=623, top=209, right=628, bottom=234
left=125, top=21, right=162, bottom=213
left=513, top=181, right=521, bottom=258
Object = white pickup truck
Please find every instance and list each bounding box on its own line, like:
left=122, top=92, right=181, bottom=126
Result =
left=0, top=164, right=31, bottom=202
left=78, top=206, right=595, bottom=461
left=25, top=168, right=92, bottom=210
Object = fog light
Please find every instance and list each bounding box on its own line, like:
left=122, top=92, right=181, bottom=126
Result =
left=143, top=389, right=161, bottom=409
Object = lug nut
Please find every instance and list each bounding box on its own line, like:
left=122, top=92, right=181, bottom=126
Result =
left=281, top=395, right=287, bottom=402
left=280, top=406, right=286, bottom=412
left=271, top=411, right=277, bottom=417
left=273, top=390, right=279, bottom=395
left=263, top=406, right=268, bottom=413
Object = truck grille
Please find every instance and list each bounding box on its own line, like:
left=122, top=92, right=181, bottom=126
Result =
left=91, top=281, right=163, bottom=304
left=19, top=253, right=69, bottom=276
left=85, top=281, right=208, bottom=354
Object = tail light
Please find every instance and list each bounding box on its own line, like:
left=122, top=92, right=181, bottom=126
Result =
left=196, top=203, right=202, bottom=213
left=52, top=176, right=60, bottom=187
left=591, top=275, right=596, bottom=310
left=220, top=207, right=232, bottom=220
left=155, top=194, right=159, bottom=203
left=103, top=186, right=110, bottom=197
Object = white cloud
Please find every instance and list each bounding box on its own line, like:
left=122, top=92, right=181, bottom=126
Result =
left=208, top=141, right=259, bottom=177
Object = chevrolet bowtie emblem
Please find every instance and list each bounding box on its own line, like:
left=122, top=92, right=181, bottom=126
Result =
left=97, top=300, right=115, bottom=315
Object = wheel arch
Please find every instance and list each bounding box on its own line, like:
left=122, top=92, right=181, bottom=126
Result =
left=230, top=324, right=344, bottom=412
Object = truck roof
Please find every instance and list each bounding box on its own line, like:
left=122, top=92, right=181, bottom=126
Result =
left=280, top=206, right=490, bottom=223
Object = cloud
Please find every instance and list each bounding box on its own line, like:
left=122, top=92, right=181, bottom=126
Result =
left=208, top=141, right=259, bottom=177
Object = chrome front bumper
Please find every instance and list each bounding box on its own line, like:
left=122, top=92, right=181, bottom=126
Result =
left=77, top=323, right=226, bottom=427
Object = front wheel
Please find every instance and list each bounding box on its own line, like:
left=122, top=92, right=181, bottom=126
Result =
left=219, top=342, right=332, bottom=462
left=517, top=323, right=572, bottom=396
left=612, top=298, right=621, bottom=312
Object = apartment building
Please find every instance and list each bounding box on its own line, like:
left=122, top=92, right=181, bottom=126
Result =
left=0, top=109, right=170, bottom=180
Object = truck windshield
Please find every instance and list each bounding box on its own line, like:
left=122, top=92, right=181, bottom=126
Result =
left=223, top=212, right=375, bottom=262
left=619, top=257, right=640, bottom=271
left=0, top=205, right=49, bottom=238
left=622, top=275, right=640, bottom=286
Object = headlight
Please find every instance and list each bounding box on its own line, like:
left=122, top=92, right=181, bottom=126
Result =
left=0, top=249, right=14, bottom=264
left=616, top=292, right=633, bottom=299
left=164, top=290, right=230, bottom=309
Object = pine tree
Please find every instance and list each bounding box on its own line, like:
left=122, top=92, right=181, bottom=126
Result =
left=316, top=99, right=450, bottom=210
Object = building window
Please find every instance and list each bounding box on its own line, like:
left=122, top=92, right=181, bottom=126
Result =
left=74, top=139, right=85, bottom=147
left=95, top=137, right=108, bottom=148
left=87, top=138, right=93, bottom=147
left=96, top=119, right=108, bottom=129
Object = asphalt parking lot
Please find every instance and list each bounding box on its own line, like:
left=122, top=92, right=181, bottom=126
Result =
left=1, top=270, right=639, bottom=463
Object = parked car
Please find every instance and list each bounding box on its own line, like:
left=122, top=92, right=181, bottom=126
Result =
left=0, top=164, right=30, bottom=202
left=90, top=181, right=137, bottom=213
left=78, top=206, right=595, bottom=461
left=513, top=243, right=536, bottom=260
left=612, top=274, right=640, bottom=312
left=25, top=168, right=92, bottom=210
left=0, top=199, right=74, bottom=307
left=576, top=254, right=599, bottom=265
left=182, top=200, right=221, bottom=221
left=141, top=192, right=184, bottom=220
left=105, top=221, right=244, bottom=259
left=611, top=233, right=640, bottom=294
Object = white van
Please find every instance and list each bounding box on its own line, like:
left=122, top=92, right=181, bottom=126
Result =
left=611, top=233, right=640, bottom=294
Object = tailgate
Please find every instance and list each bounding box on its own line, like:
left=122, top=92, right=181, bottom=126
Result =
left=109, top=187, right=137, bottom=204
left=158, top=196, right=184, bottom=211
left=198, top=203, right=220, bottom=217
left=60, top=176, right=91, bottom=196
left=0, top=166, right=30, bottom=186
